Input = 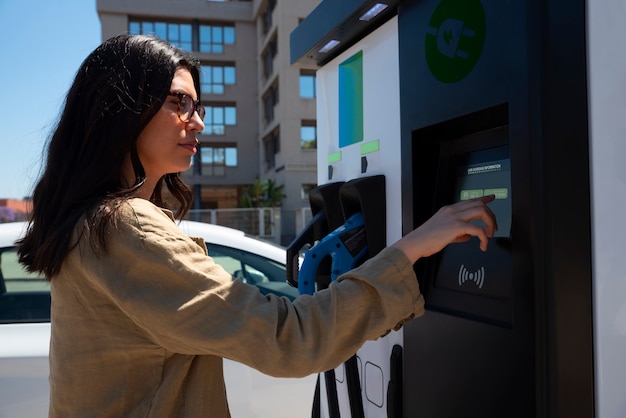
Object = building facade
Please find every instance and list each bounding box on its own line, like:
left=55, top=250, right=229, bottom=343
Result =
left=97, top=0, right=320, bottom=244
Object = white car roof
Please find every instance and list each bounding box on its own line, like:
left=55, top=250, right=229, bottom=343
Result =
left=178, top=220, right=286, bottom=265
left=0, top=221, right=286, bottom=266
left=0, top=222, right=28, bottom=247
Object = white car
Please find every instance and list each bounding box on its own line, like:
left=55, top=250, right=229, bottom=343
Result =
left=0, top=221, right=316, bottom=417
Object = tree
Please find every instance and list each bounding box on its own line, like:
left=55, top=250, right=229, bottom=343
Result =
left=0, top=206, right=16, bottom=223
left=239, top=178, right=285, bottom=208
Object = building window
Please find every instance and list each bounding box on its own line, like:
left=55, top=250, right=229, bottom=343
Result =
left=199, top=24, right=236, bottom=54
left=263, top=128, right=280, bottom=171
left=263, top=79, right=279, bottom=124
left=200, top=145, right=237, bottom=176
left=262, top=0, right=276, bottom=35
left=202, top=104, right=237, bottom=135
left=301, top=121, right=317, bottom=149
left=299, top=70, right=316, bottom=98
left=129, top=20, right=192, bottom=51
left=129, top=20, right=235, bottom=54
left=201, top=64, right=236, bottom=95
left=261, top=35, right=278, bottom=80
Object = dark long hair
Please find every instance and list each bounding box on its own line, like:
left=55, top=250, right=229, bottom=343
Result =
left=18, top=34, right=201, bottom=278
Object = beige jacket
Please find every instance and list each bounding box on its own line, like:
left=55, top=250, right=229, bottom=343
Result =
left=49, top=198, right=424, bottom=417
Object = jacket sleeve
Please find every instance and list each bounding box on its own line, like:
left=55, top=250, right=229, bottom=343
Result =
left=79, top=199, right=425, bottom=378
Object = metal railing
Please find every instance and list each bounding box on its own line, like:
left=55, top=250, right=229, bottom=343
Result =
left=185, top=207, right=281, bottom=243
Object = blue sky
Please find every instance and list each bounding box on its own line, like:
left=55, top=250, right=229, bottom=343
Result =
left=0, top=0, right=101, bottom=199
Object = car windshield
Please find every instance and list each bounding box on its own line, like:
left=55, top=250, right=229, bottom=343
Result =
left=0, top=247, right=51, bottom=324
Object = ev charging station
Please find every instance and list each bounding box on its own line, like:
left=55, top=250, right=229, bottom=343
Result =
left=289, top=0, right=626, bottom=417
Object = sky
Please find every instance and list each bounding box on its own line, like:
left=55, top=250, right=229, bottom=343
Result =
left=0, top=0, right=101, bottom=199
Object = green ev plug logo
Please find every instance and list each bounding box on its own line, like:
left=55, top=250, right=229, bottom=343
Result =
left=425, top=0, right=486, bottom=83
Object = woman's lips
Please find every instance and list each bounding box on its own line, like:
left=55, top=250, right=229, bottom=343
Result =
left=180, top=142, right=197, bottom=154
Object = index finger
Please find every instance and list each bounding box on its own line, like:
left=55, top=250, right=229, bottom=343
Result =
left=458, top=195, right=499, bottom=237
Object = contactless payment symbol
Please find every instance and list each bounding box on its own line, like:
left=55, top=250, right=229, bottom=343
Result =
left=425, top=0, right=486, bottom=83
left=458, top=265, right=485, bottom=289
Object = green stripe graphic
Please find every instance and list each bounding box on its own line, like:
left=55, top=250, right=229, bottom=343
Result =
left=338, top=51, right=364, bottom=148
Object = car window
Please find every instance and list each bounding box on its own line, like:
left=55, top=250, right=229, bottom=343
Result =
left=0, top=240, right=297, bottom=325
left=0, top=247, right=51, bottom=323
left=206, top=243, right=298, bottom=300
left=206, top=243, right=285, bottom=284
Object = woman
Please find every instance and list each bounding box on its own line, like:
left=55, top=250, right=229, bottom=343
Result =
left=18, top=34, right=497, bottom=417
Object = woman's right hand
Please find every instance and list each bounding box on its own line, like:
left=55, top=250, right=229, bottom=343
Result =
left=391, top=195, right=498, bottom=264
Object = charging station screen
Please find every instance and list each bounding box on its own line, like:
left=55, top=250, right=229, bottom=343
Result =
left=454, top=157, right=511, bottom=238
left=427, top=144, right=512, bottom=325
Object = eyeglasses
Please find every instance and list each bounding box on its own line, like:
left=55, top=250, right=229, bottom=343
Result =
left=168, top=91, right=206, bottom=122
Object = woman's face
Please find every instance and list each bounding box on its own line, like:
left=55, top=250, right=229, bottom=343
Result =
left=135, top=67, right=204, bottom=187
